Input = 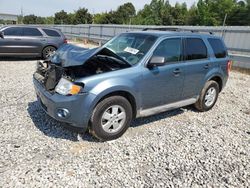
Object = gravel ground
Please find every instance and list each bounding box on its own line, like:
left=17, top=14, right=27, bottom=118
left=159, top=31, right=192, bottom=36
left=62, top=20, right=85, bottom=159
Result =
left=0, top=59, right=249, bottom=187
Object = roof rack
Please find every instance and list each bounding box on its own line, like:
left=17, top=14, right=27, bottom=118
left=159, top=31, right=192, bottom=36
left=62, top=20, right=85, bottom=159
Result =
left=142, top=27, right=213, bottom=35
left=142, top=27, right=181, bottom=31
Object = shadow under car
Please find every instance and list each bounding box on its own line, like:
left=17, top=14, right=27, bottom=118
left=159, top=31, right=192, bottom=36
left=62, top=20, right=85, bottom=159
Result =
left=27, top=100, right=191, bottom=142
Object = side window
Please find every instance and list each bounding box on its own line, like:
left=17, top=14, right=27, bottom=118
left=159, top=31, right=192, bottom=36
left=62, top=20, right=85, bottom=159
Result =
left=23, top=28, right=43, bottom=37
left=185, top=38, right=207, bottom=60
left=153, top=38, right=182, bottom=63
left=42, top=29, right=61, bottom=37
left=3, top=27, right=23, bottom=36
left=208, top=38, right=227, bottom=58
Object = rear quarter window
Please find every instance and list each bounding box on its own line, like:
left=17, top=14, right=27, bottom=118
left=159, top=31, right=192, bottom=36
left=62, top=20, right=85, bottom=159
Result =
left=185, top=38, right=207, bottom=60
left=208, top=38, right=227, bottom=58
left=42, top=29, right=61, bottom=37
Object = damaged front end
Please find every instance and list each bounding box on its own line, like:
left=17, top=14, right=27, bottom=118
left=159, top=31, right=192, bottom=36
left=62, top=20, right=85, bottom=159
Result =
left=34, top=61, right=65, bottom=91
left=34, top=44, right=131, bottom=93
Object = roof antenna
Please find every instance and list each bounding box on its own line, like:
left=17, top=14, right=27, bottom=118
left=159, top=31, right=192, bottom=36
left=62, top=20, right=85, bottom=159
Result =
left=221, top=13, right=227, bottom=38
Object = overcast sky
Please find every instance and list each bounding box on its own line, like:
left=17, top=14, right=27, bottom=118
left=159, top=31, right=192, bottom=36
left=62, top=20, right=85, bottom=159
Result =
left=0, top=0, right=196, bottom=17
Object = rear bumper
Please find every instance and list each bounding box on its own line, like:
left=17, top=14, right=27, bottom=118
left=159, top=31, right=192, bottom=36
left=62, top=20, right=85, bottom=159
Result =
left=33, top=78, right=96, bottom=131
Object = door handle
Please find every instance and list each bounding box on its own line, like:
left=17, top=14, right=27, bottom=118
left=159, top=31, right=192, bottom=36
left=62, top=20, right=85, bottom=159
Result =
left=204, top=64, right=209, bottom=69
left=14, top=38, right=21, bottom=41
left=40, top=39, right=46, bottom=41
left=173, top=68, right=181, bottom=75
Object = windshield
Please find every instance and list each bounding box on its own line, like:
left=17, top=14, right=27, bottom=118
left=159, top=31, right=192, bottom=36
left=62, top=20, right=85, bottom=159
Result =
left=104, top=33, right=157, bottom=65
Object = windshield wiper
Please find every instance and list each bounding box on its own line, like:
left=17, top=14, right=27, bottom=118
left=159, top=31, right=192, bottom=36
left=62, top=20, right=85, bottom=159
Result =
left=96, top=55, right=131, bottom=67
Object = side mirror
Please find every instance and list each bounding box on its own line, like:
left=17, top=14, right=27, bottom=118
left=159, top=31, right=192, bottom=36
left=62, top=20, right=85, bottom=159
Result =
left=147, top=56, right=165, bottom=68
left=0, top=31, right=4, bottom=39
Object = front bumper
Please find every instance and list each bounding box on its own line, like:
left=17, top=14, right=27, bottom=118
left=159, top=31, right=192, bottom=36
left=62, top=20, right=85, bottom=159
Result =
left=33, top=78, right=96, bottom=131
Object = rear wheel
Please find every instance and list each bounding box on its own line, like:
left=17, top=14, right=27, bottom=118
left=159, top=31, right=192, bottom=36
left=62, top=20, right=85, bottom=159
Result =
left=42, top=46, right=56, bottom=59
left=195, top=80, right=219, bottom=112
left=89, top=96, right=133, bottom=141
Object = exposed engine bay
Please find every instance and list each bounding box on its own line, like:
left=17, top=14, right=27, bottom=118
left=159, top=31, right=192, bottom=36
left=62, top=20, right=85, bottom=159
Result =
left=34, top=47, right=131, bottom=92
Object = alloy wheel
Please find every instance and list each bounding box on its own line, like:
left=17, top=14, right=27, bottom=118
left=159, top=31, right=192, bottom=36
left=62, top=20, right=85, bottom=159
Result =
left=205, top=87, right=217, bottom=107
left=101, top=105, right=126, bottom=133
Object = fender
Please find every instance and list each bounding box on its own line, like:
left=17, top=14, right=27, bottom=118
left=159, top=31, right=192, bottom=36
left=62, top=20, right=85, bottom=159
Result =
left=88, top=78, right=140, bottom=109
left=205, top=71, right=224, bottom=82
left=202, top=67, right=225, bottom=91
left=42, top=43, right=59, bottom=49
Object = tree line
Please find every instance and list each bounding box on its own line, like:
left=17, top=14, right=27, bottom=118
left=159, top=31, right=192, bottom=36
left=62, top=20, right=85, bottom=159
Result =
left=20, top=0, right=250, bottom=26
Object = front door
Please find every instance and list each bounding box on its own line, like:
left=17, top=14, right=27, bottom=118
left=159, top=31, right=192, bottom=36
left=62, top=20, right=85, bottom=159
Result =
left=140, top=38, right=185, bottom=109
left=0, top=27, right=23, bottom=55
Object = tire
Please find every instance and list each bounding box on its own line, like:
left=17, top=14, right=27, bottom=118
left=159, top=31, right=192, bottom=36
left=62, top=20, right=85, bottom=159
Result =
left=42, top=46, right=56, bottom=59
left=89, top=96, right=133, bottom=141
left=194, top=80, right=219, bottom=112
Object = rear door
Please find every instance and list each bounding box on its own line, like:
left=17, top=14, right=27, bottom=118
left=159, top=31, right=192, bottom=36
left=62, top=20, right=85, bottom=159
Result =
left=0, top=27, right=23, bottom=54
left=182, top=37, right=211, bottom=99
left=140, top=37, right=185, bottom=109
left=21, top=27, right=45, bottom=55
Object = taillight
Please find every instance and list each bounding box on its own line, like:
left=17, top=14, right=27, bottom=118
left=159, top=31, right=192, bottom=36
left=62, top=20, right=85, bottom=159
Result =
left=64, top=39, right=68, bottom=43
left=227, top=60, right=232, bottom=74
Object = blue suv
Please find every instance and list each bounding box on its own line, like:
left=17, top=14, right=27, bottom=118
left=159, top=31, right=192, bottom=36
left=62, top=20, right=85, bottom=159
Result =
left=33, top=30, right=231, bottom=141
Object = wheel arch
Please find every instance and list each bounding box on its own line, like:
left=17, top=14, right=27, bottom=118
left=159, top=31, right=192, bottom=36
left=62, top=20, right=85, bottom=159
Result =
left=208, top=75, right=223, bottom=92
left=93, top=90, right=138, bottom=119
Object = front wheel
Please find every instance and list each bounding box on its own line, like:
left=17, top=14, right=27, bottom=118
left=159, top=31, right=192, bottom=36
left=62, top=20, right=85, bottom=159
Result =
left=89, top=96, right=133, bottom=141
left=194, top=80, right=219, bottom=112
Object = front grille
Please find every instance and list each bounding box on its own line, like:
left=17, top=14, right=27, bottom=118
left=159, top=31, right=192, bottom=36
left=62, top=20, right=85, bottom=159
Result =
left=44, top=64, right=64, bottom=91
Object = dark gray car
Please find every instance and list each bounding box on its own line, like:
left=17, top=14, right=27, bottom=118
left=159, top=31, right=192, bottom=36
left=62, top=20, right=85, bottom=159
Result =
left=0, top=25, right=67, bottom=59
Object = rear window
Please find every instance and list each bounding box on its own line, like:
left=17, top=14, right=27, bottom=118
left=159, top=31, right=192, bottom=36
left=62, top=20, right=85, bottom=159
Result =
left=185, top=38, right=207, bottom=60
left=23, top=28, right=43, bottom=36
left=208, top=38, right=227, bottom=58
left=42, top=29, right=61, bottom=37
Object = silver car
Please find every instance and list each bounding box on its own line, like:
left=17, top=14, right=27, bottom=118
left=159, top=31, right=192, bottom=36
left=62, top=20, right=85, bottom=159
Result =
left=0, top=25, right=67, bottom=59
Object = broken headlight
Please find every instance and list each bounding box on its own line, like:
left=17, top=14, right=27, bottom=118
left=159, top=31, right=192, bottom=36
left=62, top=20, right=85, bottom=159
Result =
left=55, top=78, right=82, bottom=96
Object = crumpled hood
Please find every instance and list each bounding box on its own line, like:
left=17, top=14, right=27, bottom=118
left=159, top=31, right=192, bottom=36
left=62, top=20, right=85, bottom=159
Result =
left=49, top=44, right=102, bottom=67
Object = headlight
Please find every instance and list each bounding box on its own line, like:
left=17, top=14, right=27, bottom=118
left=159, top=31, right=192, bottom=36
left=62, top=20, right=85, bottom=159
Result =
left=55, top=78, right=82, bottom=95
